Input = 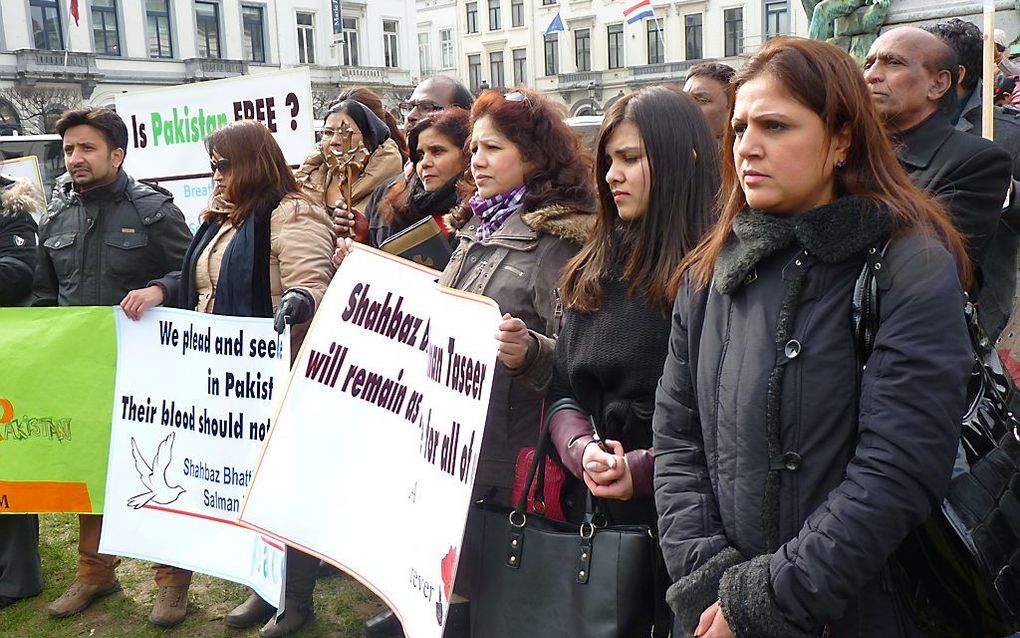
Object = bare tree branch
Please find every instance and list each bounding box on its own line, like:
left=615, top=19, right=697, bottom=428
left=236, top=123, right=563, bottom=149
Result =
left=0, top=85, right=84, bottom=134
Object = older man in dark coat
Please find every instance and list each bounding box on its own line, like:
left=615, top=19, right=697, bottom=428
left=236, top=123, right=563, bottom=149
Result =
left=0, top=175, right=45, bottom=608
left=923, top=18, right=1020, bottom=339
left=864, top=27, right=1012, bottom=285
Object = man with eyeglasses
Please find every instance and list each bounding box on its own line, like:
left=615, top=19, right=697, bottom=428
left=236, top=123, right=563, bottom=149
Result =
left=399, top=75, right=475, bottom=131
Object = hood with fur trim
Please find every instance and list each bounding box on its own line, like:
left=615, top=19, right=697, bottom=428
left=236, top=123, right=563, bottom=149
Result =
left=0, top=176, right=45, bottom=218
left=445, top=203, right=595, bottom=245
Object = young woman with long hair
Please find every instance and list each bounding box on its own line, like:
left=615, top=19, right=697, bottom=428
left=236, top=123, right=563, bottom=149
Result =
left=548, top=84, right=718, bottom=530
left=654, top=37, right=973, bottom=637
left=131, top=120, right=335, bottom=637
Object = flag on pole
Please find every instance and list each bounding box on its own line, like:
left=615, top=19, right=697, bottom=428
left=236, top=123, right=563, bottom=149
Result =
left=70, top=0, right=80, bottom=26
left=624, top=0, right=654, bottom=24
left=544, top=12, right=566, bottom=36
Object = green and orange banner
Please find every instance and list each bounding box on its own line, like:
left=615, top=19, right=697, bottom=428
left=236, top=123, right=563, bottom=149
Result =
left=0, top=307, right=117, bottom=513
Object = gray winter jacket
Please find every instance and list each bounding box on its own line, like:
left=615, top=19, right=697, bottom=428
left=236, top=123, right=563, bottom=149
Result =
left=653, top=198, right=973, bottom=637
left=31, top=170, right=191, bottom=307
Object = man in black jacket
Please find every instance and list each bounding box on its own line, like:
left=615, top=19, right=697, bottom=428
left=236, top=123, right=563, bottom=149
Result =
left=32, top=106, right=192, bottom=626
left=0, top=175, right=45, bottom=610
left=864, top=27, right=1012, bottom=275
left=924, top=18, right=1020, bottom=339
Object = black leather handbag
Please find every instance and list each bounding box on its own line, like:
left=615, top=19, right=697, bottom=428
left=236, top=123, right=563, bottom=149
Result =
left=853, top=244, right=1020, bottom=637
left=469, top=398, right=660, bottom=638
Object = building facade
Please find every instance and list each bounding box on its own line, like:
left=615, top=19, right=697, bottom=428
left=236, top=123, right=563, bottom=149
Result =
left=453, top=0, right=1020, bottom=115
left=0, top=0, right=419, bottom=134
left=416, top=0, right=460, bottom=82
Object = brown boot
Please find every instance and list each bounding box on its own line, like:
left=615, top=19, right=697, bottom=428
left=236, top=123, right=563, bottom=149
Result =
left=47, top=579, right=121, bottom=618
left=225, top=592, right=276, bottom=629
left=149, top=584, right=189, bottom=627
left=258, top=599, right=313, bottom=638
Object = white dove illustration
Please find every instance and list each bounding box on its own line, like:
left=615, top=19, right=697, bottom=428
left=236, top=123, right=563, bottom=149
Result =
left=127, top=432, right=186, bottom=509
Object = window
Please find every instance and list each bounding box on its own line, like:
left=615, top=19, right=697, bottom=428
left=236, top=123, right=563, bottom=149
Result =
left=488, top=0, right=501, bottom=30
left=242, top=5, right=265, bottom=63
left=574, top=28, right=590, bottom=72
left=544, top=33, right=558, bottom=76
left=466, top=2, right=478, bottom=34
left=511, top=0, right=524, bottom=27
left=297, top=12, right=315, bottom=64
left=195, top=1, right=221, bottom=59
left=489, top=51, right=505, bottom=88
left=342, top=17, right=359, bottom=65
left=146, top=0, right=173, bottom=58
left=91, top=0, right=120, bottom=55
left=419, top=33, right=432, bottom=74
left=542, top=0, right=557, bottom=4
left=607, top=23, right=623, bottom=69
left=724, top=8, right=743, bottom=57
left=383, top=20, right=399, bottom=68
left=765, top=0, right=788, bottom=38
left=512, top=48, right=526, bottom=85
left=440, top=29, right=454, bottom=68
left=30, top=0, right=63, bottom=50
left=468, top=54, right=481, bottom=92
left=647, top=19, right=664, bottom=64
left=685, top=13, right=703, bottom=60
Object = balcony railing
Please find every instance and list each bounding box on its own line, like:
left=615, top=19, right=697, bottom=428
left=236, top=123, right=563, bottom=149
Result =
left=338, top=65, right=412, bottom=86
left=630, top=60, right=707, bottom=81
left=15, top=49, right=102, bottom=79
left=557, top=70, right=603, bottom=88
left=184, top=58, right=247, bottom=82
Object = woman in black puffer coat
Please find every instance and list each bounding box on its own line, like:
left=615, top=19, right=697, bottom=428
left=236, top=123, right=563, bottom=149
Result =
left=653, top=37, right=973, bottom=638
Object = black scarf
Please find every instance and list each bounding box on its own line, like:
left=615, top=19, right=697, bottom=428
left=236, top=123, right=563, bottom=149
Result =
left=177, top=198, right=279, bottom=317
left=409, top=174, right=460, bottom=220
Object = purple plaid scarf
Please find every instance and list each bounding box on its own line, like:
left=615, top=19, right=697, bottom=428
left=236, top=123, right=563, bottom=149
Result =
left=468, top=185, right=528, bottom=241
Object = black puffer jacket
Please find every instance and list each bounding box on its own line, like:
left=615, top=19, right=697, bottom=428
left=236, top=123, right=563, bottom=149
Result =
left=0, top=177, right=42, bottom=306
left=653, top=197, right=973, bottom=637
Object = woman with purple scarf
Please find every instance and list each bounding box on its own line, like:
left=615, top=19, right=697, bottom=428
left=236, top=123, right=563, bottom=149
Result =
left=434, top=87, right=596, bottom=634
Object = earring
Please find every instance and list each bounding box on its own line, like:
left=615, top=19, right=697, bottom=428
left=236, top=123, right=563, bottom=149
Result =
left=835, top=159, right=847, bottom=169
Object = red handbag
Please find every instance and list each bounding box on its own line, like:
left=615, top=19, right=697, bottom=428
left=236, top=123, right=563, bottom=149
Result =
left=511, top=446, right=568, bottom=522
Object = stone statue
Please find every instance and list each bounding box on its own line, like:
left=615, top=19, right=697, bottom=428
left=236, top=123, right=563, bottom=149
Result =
left=802, top=0, right=891, bottom=60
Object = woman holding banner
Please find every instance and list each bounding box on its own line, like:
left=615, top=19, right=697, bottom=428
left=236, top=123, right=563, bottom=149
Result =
left=435, top=87, right=596, bottom=632
left=297, top=95, right=403, bottom=246
left=126, top=119, right=335, bottom=635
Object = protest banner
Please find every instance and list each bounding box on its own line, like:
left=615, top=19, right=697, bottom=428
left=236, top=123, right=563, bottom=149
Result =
left=114, top=67, right=315, bottom=229
left=0, top=156, right=45, bottom=197
left=239, top=246, right=502, bottom=638
left=99, top=308, right=289, bottom=606
left=0, top=307, right=117, bottom=514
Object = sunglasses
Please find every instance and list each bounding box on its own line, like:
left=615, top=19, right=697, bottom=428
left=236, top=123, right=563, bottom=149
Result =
left=503, top=91, right=528, bottom=102
left=399, top=100, right=443, bottom=115
left=209, top=158, right=230, bottom=174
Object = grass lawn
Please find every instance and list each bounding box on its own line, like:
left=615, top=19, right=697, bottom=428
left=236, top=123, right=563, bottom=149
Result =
left=0, top=514, right=386, bottom=638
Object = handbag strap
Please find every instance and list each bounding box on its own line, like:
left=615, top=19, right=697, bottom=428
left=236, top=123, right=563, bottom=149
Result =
left=514, top=397, right=579, bottom=513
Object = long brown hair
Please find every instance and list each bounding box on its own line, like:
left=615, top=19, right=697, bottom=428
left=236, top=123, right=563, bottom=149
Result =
left=204, top=120, right=304, bottom=226
left=681, top=36, right=971, bottom=290
left=377, top=108, right=471, bottom=226
left=332, top=87, right=408, bottom=161
left=452, top=88, right=595, bottom=225
left=561, top=86, right=720, bottom=315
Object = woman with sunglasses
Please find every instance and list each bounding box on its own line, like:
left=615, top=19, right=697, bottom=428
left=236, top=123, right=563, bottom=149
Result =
left=297, top=93, right=403, bottom=245
left=130, top=120, right=335, bottom=637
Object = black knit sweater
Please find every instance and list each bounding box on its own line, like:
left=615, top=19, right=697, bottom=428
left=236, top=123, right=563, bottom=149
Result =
left=548, top=254, right=672, bottom=525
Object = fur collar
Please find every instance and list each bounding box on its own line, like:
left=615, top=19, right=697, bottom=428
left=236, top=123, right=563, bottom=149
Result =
left=445, top=203, right=595, bottom=245
left=0, top=177, right=45, bottom=218
left=714, top=196, right=890, bottom=294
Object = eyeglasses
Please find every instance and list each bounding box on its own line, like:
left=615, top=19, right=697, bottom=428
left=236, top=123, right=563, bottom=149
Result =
left=399, top=99, right=444, bottom=115
left=209, top=158, right=230, bottom=174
